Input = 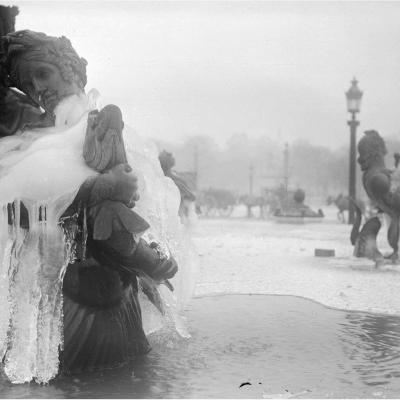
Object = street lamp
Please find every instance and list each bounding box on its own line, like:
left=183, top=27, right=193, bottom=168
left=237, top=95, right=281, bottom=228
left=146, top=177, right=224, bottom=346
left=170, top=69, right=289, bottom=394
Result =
left=345, top=77, right=363, bottom=224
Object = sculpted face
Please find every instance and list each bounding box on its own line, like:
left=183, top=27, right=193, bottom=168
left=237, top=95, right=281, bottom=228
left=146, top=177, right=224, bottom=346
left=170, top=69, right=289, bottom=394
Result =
left=357, top=143, right=371, bottom=171
left=357, top=151, right=371, bottom=172
left=16, top=59, right=81, bottom=113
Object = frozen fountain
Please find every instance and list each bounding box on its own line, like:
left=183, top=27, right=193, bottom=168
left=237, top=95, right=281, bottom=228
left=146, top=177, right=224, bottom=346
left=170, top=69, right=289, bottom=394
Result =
left=0, top=30, right=196, bottom=383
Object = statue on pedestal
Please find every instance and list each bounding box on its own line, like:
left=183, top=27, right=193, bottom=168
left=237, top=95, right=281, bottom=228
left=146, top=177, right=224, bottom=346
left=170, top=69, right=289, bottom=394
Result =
left=273, top=188, right=323, bottom=218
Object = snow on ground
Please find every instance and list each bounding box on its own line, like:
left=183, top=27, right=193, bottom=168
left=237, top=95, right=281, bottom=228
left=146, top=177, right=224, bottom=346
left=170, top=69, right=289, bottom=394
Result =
left=190, top=205, right=400, bottom=316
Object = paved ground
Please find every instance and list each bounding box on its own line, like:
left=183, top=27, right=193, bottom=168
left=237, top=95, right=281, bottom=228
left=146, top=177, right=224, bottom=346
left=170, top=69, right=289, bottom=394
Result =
left=191, top=205, right=400, bottom=316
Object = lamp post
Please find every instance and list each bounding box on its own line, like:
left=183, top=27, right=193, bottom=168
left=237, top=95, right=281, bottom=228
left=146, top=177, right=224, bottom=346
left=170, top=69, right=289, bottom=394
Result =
left=193, top=144, right=199, bottom=190
left=247, top=164, right=254, bottom=218
left=345, top=78, right=363, bottom=224
left=249, top=163, right=254, bottom=197
left=283, top=142, right=289, bottom=194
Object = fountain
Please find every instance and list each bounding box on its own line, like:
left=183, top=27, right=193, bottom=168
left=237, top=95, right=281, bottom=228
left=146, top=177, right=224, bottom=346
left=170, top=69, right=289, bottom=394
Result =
left=0, top=30, right=196, bottom=383
left=272, top=187, right=324, bottom=223
left=269, top=144, right=324, bottom=223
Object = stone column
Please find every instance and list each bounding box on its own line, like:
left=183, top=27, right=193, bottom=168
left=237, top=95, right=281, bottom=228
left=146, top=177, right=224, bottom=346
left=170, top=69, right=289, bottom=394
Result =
left=0, top=5, right=19, bottom=39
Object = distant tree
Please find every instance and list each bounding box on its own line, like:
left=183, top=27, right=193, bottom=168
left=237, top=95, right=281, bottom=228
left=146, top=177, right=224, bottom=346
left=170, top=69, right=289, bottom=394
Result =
left=172, top=135, right=222, bottom=189
left=152, top=133, right=369, bottom=202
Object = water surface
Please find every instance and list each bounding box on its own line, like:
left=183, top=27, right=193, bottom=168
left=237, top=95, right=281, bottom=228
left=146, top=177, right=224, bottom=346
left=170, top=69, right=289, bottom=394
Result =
left=1, top=294, right=400, bottom=398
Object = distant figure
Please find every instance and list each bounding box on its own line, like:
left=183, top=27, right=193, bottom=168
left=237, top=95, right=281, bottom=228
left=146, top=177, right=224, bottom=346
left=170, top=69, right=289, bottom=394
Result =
left=326, top=194, right=366, bottom=223
left=239, top=194, right=267, bottom=218
left=198, top=188, right=236, bottom=217
left=159, top=150, right=196, bottom=222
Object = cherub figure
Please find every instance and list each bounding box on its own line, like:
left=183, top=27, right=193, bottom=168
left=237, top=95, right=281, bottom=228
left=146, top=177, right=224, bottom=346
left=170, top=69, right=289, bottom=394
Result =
left=61, top=163, right=177, bottom=373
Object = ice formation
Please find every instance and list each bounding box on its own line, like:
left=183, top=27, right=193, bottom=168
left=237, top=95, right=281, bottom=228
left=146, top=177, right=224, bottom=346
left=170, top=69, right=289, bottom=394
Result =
left=0, top=90, right=197, bottom=383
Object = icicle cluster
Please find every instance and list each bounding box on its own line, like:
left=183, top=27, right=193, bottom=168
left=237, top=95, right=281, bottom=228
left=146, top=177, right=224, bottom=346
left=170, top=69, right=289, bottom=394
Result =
left=0, top=95, right=94, bottom=383
left=0, top=90, right=198, bottom=383
left=0, top=201, right=77, bottom=383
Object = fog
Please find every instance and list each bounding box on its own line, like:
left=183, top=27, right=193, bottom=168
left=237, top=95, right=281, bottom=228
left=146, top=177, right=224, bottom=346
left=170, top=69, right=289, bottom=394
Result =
left=4, top=0, right=400, bottom=196
left=5, top=1, right=400, bottom=151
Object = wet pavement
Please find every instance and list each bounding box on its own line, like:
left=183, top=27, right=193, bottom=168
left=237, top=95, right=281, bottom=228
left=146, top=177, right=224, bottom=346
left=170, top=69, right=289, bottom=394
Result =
left=2, top=212, right=400, bottom=398
left=2, top=294, right=400, bottom=398
left=192, top=212, right=400, bottom=316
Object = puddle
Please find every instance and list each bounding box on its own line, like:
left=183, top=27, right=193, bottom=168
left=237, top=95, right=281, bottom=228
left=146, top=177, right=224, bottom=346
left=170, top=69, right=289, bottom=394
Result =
left=1, top=294, right=400, bottom=398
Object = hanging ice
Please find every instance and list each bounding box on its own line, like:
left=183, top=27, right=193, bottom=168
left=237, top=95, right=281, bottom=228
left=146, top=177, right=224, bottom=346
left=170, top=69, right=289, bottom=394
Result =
left=0, top=91, right=197, bottom=383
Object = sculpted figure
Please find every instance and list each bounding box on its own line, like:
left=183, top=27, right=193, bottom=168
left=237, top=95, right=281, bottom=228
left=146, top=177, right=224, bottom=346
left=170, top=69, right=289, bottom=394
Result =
left=291, top=189, right=323, bottom=217
left=357, top=130, right=400, bottom=261
left=0, top=82, right=45, bottom=136
left=0, top=30, right=189, bottom=383
left=0, top=12, right=44, bottom=135
left=274, top=188, right=323, bottom=218
left=326, top=194, right=366, bottom=223
left=83, top=105, right=127, bottom=172
left=1, top=30, right=88, bottom=132
left=61, top=163, right=177, bottom=373
left=2, top=30, right=86, bottom=114
left=159, top=150, right=196, bottom=219
left=350, top=199, right=383, bottom=264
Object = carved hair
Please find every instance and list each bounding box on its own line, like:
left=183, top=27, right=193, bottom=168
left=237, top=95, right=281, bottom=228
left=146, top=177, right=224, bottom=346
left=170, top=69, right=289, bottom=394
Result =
left=358, top=130, right=387, bottom=163
left=0, top=30, right=87, bottom=90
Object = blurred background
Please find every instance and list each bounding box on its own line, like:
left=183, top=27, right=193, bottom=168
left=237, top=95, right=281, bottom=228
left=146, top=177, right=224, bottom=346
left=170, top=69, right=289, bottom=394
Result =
left=4, top=1, right=400, bottom=207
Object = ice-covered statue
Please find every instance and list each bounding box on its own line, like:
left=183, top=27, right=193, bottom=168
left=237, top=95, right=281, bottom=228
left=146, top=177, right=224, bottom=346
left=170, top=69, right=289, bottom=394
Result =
left=0, top=30, right=196, bottom=383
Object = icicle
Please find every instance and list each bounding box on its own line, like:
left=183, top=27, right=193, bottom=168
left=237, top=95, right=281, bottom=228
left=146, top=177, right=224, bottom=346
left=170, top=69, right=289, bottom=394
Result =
left=0, top=204, right=12, bottom=359
left=5, top=198, right=39, bottom=384
left=13, top=200, right=20, bottom=237
left=35, top=212, right=67, bottom=384
left=82, top=205, right=87, bottom=261
left=0, top=92, right=96, bottom=383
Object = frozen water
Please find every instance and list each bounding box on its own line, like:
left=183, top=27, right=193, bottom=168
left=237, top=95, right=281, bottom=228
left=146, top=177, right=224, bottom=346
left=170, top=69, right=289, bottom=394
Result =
left=0, top=211, right=399, bottom=397
left=0, top=91, right=197, bottom=383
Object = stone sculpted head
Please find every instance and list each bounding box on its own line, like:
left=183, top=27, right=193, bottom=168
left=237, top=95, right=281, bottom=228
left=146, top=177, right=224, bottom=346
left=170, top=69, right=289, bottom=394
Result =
left=1, top=30, right=87, bottom=114
left=357, top=130, right=387, bottom=171
left=158, top=150, right=175, bottom=175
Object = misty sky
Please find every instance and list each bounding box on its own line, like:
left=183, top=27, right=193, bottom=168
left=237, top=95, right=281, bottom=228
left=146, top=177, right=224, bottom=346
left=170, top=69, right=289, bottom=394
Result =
left=5, top=1, right=400, bottom=149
